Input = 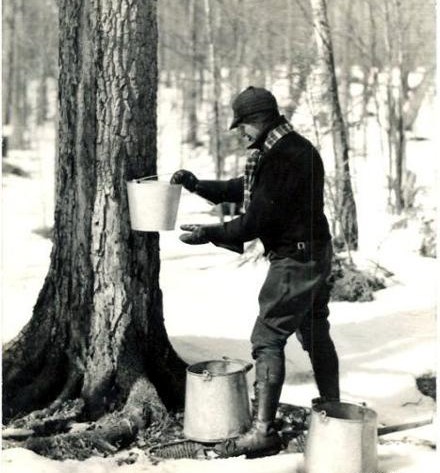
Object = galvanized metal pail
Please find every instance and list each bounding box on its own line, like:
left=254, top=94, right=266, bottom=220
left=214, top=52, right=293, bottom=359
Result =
left=304, top=401, right=378, bottom=473
left=127, top=180, right=181, bottom=231
left=183, top=358, right=253, bottom=442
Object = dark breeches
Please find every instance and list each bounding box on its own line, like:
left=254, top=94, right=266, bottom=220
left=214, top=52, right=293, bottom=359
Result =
left=250, top=242, right=339, bottom=400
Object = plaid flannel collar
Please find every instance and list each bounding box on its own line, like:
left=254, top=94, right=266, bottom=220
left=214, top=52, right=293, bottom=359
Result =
left=263, top=119, right=294, bottom=153
left=248, top=115, right=294, bottom=152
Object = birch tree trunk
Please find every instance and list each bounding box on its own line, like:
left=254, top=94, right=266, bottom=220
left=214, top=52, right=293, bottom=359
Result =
left=310, top=0, right=358, bottom=249
left=3, top=0, right=186, bottom=425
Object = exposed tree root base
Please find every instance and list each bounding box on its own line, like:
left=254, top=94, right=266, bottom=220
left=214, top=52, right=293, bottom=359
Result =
left=6, top=399, right=84, bottom=436
left=2, top=400, right=311, bottom=461
left=2, top=378, right=171, bottom=460
left=24, top=415, right=138, bottom=460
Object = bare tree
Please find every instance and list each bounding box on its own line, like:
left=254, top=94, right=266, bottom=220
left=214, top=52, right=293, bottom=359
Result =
left=310, top=0, right=359, bottom=249
left=204, top=0, right=223, bottom=180
left=2, top=0, right=16, bottom=128
left=381, top=0, right=434, bottom=213
left=330, top=0, right=435, bottom=213
left=7, top=0, right=28, bottom=149
left=184, top=0, right=201, bottom=144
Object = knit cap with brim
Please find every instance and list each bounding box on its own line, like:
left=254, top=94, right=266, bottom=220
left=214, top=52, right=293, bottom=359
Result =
left=229, top=86, right=279, bottom=129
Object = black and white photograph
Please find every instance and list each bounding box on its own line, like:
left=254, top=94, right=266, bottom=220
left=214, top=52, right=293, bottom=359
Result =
left=1, top=0, right=438, bottom=472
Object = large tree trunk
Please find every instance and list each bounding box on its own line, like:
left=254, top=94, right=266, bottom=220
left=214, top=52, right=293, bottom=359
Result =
left=3, top=0, right=186, bottom=426
left=310, top=0, right=358, bottom=250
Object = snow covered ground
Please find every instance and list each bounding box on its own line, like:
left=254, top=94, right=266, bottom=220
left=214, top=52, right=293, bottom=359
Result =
left=1, top=93, right=439, bottom=471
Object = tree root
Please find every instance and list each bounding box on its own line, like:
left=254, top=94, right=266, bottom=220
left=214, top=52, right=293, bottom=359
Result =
left=9, top=398, right=84, bottom=434
left=23, top=423, right=134, bottom=460
left=20, top=407, right=141, bottom=460
left=11, top=377, right=169, bottom=460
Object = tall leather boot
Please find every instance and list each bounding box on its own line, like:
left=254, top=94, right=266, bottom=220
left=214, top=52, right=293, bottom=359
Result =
left=215, top=361, right=283, bottom=459
left=215, top=382, right=283, bottom=458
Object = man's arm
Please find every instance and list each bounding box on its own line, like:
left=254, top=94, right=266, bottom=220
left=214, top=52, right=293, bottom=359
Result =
left=203, top=180, right=278, bottom=244
left=204, top=155, right=301, bottom=245
left=171, top=169, right=244, bottom=204
left=195, top=177, right=244, bottom=204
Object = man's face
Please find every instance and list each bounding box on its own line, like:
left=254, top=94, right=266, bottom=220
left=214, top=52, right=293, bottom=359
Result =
left=238, top=123, right=260, bottom=143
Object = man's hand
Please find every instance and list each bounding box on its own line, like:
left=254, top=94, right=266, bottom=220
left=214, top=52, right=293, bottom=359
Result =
left=179, top=224, right=210, bottom=245
left=170, top=170, right=198, bottom=192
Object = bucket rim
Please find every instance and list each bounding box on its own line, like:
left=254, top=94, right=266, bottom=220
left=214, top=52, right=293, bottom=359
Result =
left=186, top=359, right=253, bottom=377
left=312, top=401, right=378, bottom=423
left=127, top=179, right=182, bottom=187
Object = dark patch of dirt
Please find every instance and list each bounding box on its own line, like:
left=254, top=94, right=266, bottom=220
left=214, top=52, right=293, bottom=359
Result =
left=330, top=254, right=387, bottom=302
left=416, top=373, right=436, bottom=400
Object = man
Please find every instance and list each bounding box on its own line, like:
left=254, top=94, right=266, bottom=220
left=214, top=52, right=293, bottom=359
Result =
left=171, top=86, right=340, bottom=458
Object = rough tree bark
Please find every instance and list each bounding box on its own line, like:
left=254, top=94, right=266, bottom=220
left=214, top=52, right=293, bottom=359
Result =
left=3, top=0, right=186, bottom=431
left=310, top=0, right=358, bottom=249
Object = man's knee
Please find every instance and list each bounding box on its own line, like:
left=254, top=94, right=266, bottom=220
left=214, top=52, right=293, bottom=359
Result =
left=296, top=318, right=332, bottom=353
left=251, top=317, right=287, bottom=354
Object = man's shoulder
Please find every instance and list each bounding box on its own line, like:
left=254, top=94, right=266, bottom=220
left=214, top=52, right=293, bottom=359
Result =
left=286, top=129, right=315, bottom=149
left=270, top=130, right=319, bottom=158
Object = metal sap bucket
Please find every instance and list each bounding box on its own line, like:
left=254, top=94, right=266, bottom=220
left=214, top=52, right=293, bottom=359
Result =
left=127, top=180, right=182, bottom=231
left=304, top=401, right=378, bottom=473
left=183, top=358, right=253, bottom=442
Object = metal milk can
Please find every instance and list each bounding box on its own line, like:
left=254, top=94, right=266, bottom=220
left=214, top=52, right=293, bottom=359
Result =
left=183, top=358, right=253, bottom=442
left=304, top=400, right=378, bottom=473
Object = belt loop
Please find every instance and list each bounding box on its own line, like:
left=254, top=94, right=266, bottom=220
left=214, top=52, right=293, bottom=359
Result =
left=297, top=242, right=306, bottom=251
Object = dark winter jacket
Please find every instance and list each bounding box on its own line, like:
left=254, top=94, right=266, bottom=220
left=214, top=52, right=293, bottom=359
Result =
left=200, top=117, right=331, bottom=257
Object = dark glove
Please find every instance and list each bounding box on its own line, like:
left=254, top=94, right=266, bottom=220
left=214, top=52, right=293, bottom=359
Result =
left=179, top=224, right=210, bottom=245
left=170, top=169, right=199, bottom=192
left=180, top=224, right=244, bottom=253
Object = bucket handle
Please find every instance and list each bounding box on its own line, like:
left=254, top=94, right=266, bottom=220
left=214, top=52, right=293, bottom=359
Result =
left=317, top=400, right=370, bottom=423
left=318, top=410, right=330, bottom=424
left=222, top=356, right=253, bottom=373
left=134, top=172, right=175, bottom=183
left=202, top=370, right=212, bottom=382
